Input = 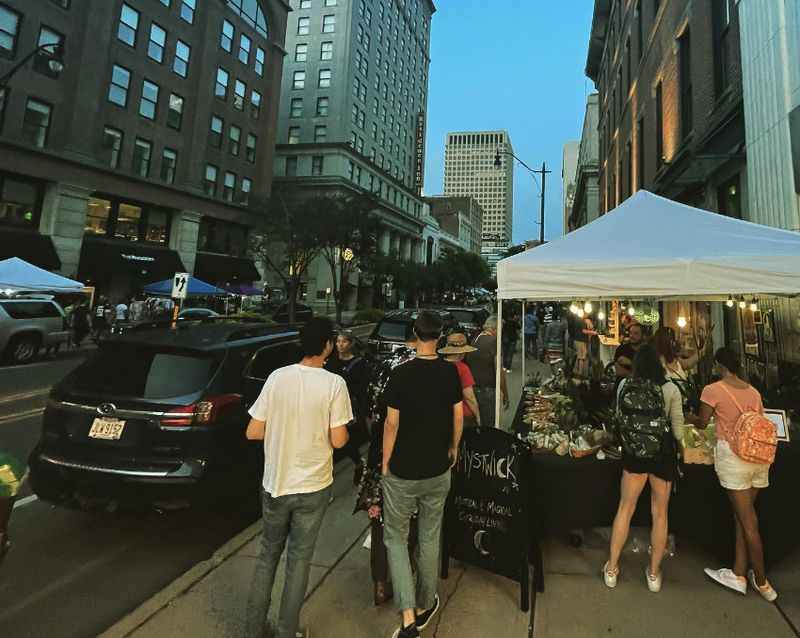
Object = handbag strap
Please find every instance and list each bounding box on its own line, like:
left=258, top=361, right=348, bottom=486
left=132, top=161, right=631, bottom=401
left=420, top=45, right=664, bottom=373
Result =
left=718, top=382, right=746, bottom=416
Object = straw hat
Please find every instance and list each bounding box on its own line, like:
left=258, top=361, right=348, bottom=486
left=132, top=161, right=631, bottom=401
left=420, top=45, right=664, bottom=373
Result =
left=438, top=332, right=477, bottom=355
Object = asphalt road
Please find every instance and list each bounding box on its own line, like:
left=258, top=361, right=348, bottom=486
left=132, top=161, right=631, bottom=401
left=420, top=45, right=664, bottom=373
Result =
left=0, top=324, right=375, bottom=638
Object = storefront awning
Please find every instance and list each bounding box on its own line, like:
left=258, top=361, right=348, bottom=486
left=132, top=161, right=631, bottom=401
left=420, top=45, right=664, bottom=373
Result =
left=77, top=237, right=185, bottom=285
left=0, top=228, right=61, bottom=270
left=194, top=251, right=260, bottom=285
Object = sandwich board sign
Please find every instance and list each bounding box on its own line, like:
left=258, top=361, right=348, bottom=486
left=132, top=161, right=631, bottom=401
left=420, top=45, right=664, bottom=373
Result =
left=172, top=272, right=189, bottom=300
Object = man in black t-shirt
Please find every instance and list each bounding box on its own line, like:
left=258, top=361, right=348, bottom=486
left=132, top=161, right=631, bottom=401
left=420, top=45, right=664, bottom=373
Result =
left=382, top=311, right=463, bottom=638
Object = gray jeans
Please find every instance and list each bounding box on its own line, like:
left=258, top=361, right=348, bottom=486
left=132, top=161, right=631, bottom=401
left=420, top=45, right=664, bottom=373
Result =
left=383, top=470, right=451, bottom=612
left=474, top=386, right=497, bottom=429
left=245, top=485, right=332, bottom=638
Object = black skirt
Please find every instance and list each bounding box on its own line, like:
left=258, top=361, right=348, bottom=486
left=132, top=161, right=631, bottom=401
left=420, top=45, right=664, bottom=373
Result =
left=622, top=433, right=678, bottom=482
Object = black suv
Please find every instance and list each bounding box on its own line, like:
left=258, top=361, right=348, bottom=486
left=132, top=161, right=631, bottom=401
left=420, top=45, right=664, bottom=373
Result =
left=28, top=320, right=302, bottom=510
left=367, top=309, right=459, bottom=359
left=443, top=307, right=490, bottom=341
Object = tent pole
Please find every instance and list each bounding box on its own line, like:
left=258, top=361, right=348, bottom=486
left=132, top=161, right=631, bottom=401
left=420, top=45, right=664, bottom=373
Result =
left=496, top=298, right=503, bottom=429
left=521, top=300, right=526, bottom=394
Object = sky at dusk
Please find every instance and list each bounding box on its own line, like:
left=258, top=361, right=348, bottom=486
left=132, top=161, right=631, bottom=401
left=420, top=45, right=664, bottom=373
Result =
left=422, top=0, right=595, bottom=243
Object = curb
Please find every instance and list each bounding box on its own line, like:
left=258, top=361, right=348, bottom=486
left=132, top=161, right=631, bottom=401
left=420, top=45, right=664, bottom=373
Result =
left=99, top=521, right=262, bottom=638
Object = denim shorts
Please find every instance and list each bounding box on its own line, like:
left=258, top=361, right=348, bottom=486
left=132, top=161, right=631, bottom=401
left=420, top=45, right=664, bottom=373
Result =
left=715, top=439, right=770, bottom=490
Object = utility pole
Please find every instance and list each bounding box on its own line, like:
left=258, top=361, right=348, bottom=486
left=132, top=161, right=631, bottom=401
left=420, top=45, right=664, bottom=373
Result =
left=533, top=162, right=552, bottom=244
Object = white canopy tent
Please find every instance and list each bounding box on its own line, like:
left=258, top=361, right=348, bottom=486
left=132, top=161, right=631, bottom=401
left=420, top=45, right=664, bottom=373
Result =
left=0, top=257, right=85, bottom=293
left=493, top=190, right=800, bottom=427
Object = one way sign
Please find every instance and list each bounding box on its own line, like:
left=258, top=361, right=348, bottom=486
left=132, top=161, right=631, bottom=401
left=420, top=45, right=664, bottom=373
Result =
left=172, top=272, right=189, bottom=299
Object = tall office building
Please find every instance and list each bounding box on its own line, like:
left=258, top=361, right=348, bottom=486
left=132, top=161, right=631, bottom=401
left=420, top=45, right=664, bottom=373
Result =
left=443, top=130, right=513, bottom=275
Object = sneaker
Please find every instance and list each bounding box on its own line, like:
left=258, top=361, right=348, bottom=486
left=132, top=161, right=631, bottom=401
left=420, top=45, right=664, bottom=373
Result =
left=602, top=561, right=618, bottom=589
left=645, top=567, right=662, bottom=593
left=391, top=623, right=420, bottom=638
left=415, top=593, right=441, bottom=631
left=704, top=567, right=747, bottom=595
left=748, top=570, right=778, bottom=602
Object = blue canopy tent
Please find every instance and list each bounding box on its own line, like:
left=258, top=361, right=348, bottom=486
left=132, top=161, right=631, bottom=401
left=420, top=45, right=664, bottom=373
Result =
left=142, top=276, right=228, bottom=297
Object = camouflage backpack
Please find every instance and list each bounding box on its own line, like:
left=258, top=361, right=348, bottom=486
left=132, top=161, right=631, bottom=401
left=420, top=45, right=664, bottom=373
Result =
left=616, top=379, right=670, bottom=459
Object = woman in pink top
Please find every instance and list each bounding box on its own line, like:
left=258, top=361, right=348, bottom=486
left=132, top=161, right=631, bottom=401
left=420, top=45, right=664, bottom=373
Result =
left=693, top=348, right=778, bottom=602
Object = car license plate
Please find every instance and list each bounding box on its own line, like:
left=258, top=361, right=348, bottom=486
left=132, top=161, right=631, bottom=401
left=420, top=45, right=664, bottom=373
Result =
left=88, top=417, right=126, bottom=440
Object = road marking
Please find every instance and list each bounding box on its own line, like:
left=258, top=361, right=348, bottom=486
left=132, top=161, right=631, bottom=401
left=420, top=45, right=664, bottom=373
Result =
left=12, top=495, right=38, bottom=510
left=0, top=407, right=45, bottom=424
left=0, top=388, right=50, bottom=405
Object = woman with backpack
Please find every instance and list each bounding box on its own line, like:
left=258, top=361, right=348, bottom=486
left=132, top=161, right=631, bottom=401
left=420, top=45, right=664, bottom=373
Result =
left=695, top=348, right=778, bottom=602
left=603, top=344, right=685, bottom=593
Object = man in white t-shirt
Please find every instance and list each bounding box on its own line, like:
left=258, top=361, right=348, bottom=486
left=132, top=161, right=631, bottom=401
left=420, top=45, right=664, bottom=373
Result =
left=114, top=301, right=128, bottom=322
left=244, top=317, right=352, bottom=638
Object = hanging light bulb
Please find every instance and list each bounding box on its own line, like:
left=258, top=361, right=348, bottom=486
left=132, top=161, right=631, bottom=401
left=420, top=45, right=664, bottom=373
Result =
left=584, top=301, right=593, bottom=314
left=598, top=310, right=606, bottom=321
left=750, top=298, right=759, bottom=312
left=628, top=304, right=636, bottom=316
left=726, top=295, right=735, bottom=308
left=677, top=316, right=688, bottom=329
left=738, top=296, right=747, bottom=310
left=569, top=302, right=579, bottom=315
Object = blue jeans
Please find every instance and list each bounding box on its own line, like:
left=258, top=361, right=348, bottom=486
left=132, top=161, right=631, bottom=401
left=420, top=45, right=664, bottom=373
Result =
left=245, top=485, right=332, bottom=638
left=383, top=470, right=451, bottom=612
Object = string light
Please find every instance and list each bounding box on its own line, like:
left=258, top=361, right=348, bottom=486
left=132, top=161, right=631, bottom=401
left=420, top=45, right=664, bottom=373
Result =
left=677, top=316, right=687, bottom=328
left=738, top=296, right=747, bottom=310
left=750, top=298, right=759, bottom=312
left=726, top=295, right=735, bottom=308
left=597, top=310, right=606, bottom=321
left=628, top=305, right=636, bottom=316
left=577, top=308, right=585, bottom=318
left=569, top=302, right=579, bottom=315
left=584, top=301, right=593, bottom=314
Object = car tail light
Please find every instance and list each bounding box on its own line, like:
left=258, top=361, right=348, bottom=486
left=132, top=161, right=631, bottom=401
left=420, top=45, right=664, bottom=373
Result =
left=161, top=394, right=242, bottom=427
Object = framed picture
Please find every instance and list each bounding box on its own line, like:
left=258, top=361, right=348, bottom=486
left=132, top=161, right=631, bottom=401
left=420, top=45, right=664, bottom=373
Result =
left=753, top=310, right=763, bottom=325
left=740, top=308, right=760, bottom=358
left=764, top=409, right=790, bottom=442
left=763, top=310, right=777, bottom=343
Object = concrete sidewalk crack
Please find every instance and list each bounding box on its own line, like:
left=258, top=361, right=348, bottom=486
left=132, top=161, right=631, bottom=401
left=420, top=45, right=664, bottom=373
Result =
left=432, top=567, right=467, bottom=638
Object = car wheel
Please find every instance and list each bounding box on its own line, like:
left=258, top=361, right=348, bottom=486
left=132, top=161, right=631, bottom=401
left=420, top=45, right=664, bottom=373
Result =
left=8, top=335, right=40, bottom=365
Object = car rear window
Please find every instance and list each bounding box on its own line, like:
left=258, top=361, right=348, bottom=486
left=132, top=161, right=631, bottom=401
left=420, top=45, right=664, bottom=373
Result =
left=449, top=310, right=480, bottom=324
left=66, top=344, right=220, bottom=400
left=1, top=301, right=61, bottom=319
left=377, top=320, right=409, bottom=341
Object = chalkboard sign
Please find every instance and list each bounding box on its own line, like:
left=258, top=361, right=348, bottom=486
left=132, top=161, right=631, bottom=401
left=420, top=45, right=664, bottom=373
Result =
left=442, top=427, right=537, bottom=611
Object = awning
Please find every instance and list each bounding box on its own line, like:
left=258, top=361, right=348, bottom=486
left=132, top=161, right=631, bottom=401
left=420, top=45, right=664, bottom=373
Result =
left=143, top=276, right=227, bottom=297
left=194, top=251, right=260, bottom=284
left=77, top=237, right=185, bottom=285
left=0, top=257, right=83, bottom=292
left=0, top=228, right=61, bottom=270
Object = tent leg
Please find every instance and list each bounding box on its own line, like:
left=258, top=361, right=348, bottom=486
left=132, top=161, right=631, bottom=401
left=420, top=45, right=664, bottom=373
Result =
left=496, top=299, right=503, bottom=429
left=521, top=300, right=526, bottom=392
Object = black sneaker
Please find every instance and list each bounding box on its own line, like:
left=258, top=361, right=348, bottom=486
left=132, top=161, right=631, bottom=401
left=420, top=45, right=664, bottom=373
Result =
left=391, top=623, right=419, bottom=638
left=415, top=594, right=440, bottom=631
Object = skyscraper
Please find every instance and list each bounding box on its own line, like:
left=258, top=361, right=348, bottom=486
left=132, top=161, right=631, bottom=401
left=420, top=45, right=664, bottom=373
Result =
left=443, top=130, right=513, bottom=275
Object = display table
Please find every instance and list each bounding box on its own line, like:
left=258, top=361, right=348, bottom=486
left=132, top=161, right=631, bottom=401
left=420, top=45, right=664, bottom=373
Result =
left=512, top=397, right=800, bottom=568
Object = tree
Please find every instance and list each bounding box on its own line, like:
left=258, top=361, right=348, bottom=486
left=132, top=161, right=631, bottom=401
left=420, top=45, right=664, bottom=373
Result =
left=316, top=192, right=381, bottom=323
left=249, top=192, right=323, bottom=324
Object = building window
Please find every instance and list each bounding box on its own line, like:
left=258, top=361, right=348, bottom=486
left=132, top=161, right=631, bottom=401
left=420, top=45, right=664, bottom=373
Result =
left=167, top=93, right=183, bottom=129
left=233, top=79, right=246, bottom=110
left=316, top=96, right=329, bottom=116
left=679, top=29, right=692, bottom=140
left=285, top=156, right=298, bottom=176
left=215, top=67, right=229, bottom=99
left=312, top=156, right=324, bottom=176
left=300, top=0, right=311, bottom=8
left=637, top=116, right=645, bottom=190
left=238, top=34, right=251, bottom=64
left=293, top=70, right=306, bottom=89
left=241, top=178, right=252, bottom=205
left=209, top=115, right=223, bottom=148
left=173, top=40, right=190, bottom=77
left=118, top=4, right=139, bottom=47
left=290, top=97, right=303, bottom=118
left=34, top=27, right=64, bottom=77
left=322, top=15, right=335, bottom=33
left=321, top=41, right=333, bottom=60
left=246, top=133, right=257, bottom=163
left=288, top=127, right=300, bottom=144
left=132, top=138, right=152, bottom=177
left=161, top=148, right=177, bottom=183
left=324, top=0, right=337, bottom=5
left=295, top=43, right=308, bottom=62
left=159, top=0, right=169, bottom=5
left=314, top=125, right=327, bottom=142
left=255, top=47, right=265, bottom=76
left=0, top=4, right=20, bottom=57
left=229, top=125, right=241, bottom=156
left=298, top=17, right=310, bottom=35
left=139, top=80, right=159, bottom=119
left=204, top=164, right=218, bottom=196
left=250, top=90, right=261, bottom=119
left=103, top=127, right=123, bottom=168
left=85, top=198, right=111, bottom=235
left=655, top=81, right=663, bottom=168
left=713, top=0, right=733, bottom=97
left=318, top=69, right=331, bottom=88
left=626, top=140, right=633, bottom=199
left=148, top=23, right=166, bottom=62
left=22, top=99, right=52, bottom=148
left=114, top=203, right=142, bottom=241
left=221, top=19, right=234, bottom=52
left=180, top=0, right=195, bottom=24
left=223, top=172, right=235, bottom=202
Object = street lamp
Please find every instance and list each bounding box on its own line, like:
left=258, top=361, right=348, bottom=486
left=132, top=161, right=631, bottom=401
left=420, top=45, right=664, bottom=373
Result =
left=0, top=42, right=66, bottom=89
left=494, top=149, right=549, bottom=244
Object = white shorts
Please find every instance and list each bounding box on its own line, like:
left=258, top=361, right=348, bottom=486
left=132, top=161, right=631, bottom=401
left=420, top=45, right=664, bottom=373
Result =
left=714, top=440, right=770, bottom=490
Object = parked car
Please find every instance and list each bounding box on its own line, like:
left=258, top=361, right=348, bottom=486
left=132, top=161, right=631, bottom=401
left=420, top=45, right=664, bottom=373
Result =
left=367, top=309, right=459, bottom=359
left=0, top=299, right=70, bottom=364
left=28, top=321, right=303, bottom=510
left=178, top=308, right=220, bottom=320
left=443, top=307, right=491, bottom=341
left=272, top=302, right=313, bottom=324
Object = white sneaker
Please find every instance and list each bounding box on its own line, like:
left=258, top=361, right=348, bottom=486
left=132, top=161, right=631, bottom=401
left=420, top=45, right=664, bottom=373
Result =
left=748, top=570, right=778, bottom=602
left=704, top=567, right=747, bottom=595
left=645, top=567, right=662, bottom=593
left=602, top=561, right=618, bottom=588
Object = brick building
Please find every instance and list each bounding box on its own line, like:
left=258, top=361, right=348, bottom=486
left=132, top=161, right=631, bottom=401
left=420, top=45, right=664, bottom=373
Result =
left=423, top=195, right=483, bottom=255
